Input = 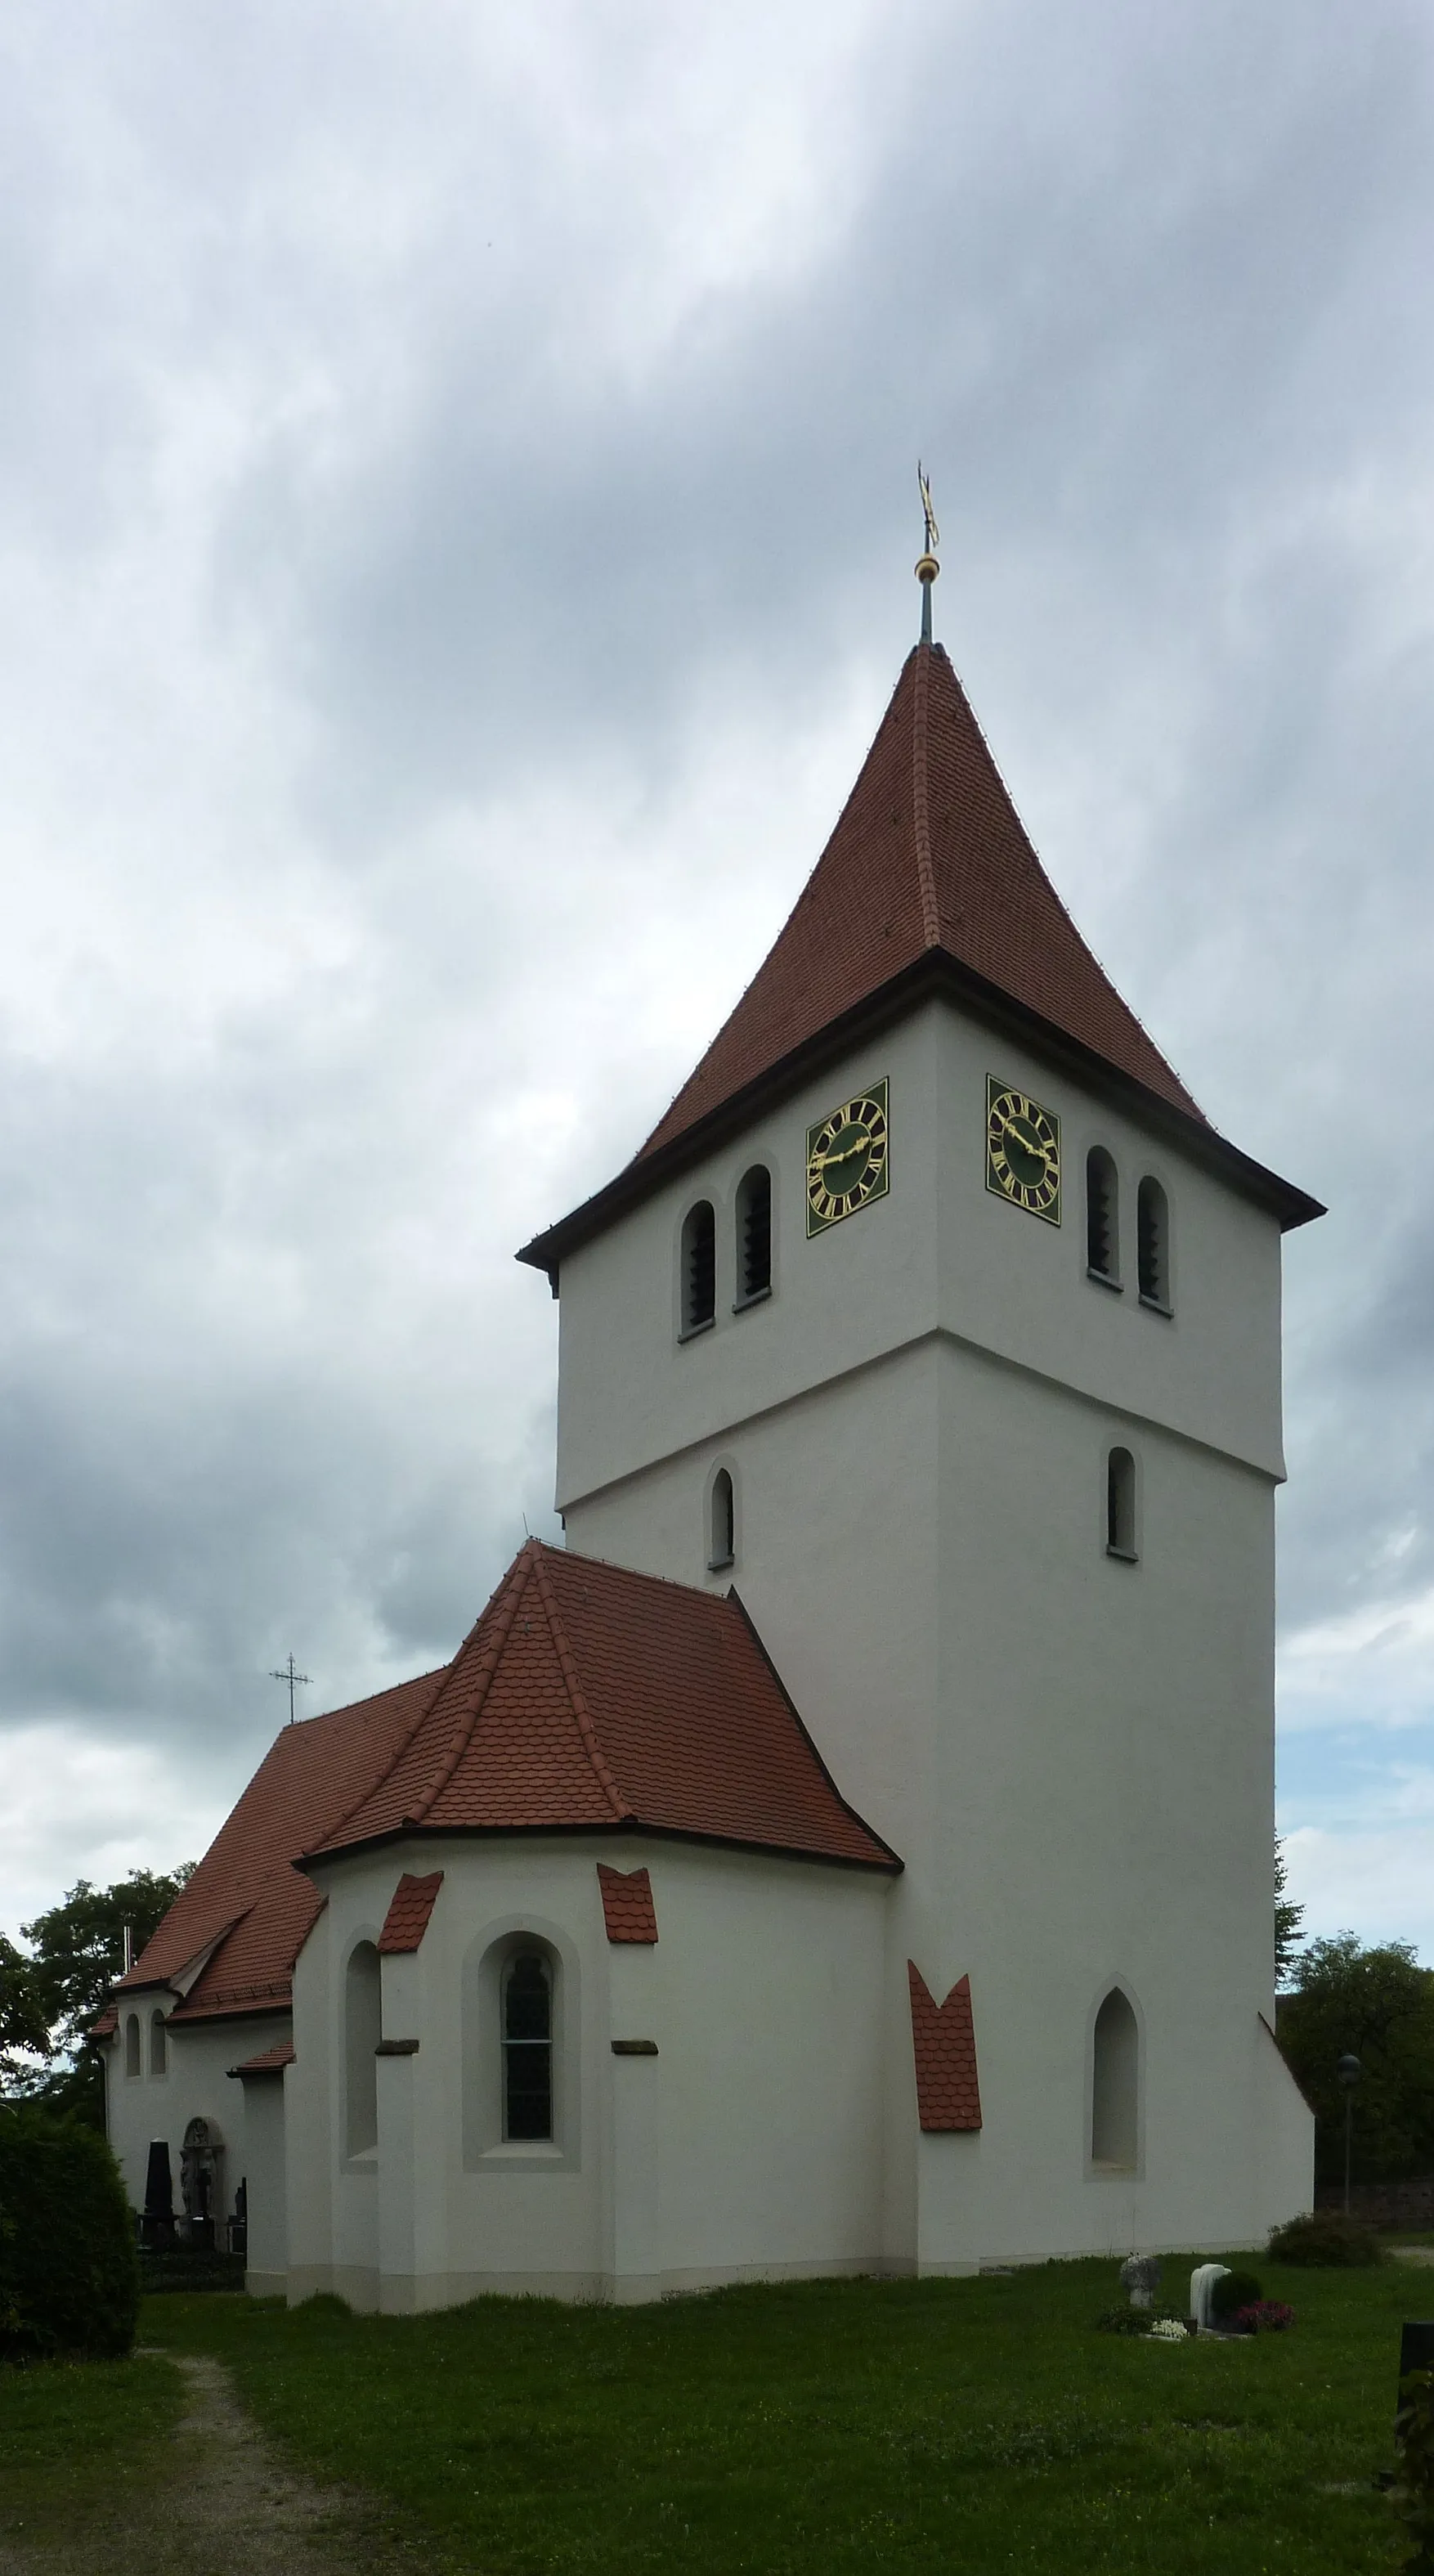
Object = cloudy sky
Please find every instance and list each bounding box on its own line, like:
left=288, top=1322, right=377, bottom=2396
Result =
left=2, top=1, right=1432, bottom=1960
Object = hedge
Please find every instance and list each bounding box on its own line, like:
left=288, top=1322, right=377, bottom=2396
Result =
left=0, top=2102, right=140, bottom=2361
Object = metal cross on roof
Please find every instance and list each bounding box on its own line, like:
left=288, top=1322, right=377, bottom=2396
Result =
left=916, top=461, right=940, bottom=640
left=269, top=1654, right=312, bottom=1725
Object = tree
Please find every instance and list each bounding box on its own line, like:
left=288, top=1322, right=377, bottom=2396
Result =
left=1277, top=1933, right=1434, bottom=2185
left=21, top=1865, right=194, bottom=2066
left=2, top=1867, right=195, bottom=2127
left=0, top=1934, right=50, bottom=2085
left=1275, top=1836, right=1306, bottom=1986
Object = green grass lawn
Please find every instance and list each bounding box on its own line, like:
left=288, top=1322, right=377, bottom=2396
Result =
left=138, top=2255, right=1429, bottom=2574
left=0, top=2350, right=183, bottom=2552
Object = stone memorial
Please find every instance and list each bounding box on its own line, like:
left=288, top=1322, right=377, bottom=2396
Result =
left=141, top=2138, right=174, bottom=2247
left=1119, top=2254, right=1163, bottom=2309
left=179, top=2116, right=223, bottom=2250
left=1190, top=2262, right=1231, bottom=2331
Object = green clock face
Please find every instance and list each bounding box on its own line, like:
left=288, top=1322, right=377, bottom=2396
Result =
left=806, top=1080, right=889, bottom=1234
left=986, top=1079, right=1060, bottom=1223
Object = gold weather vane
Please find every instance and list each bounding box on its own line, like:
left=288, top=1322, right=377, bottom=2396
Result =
left=916, top=461, right=940, bottom=642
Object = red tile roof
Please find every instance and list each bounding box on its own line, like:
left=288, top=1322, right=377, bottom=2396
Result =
left=907, top=1962, right=982, bottom=2132
left=598, top=1863, right=658, bottom=1942
left=378, top=1870, right=445, bottom=1954
left=307, top=1540, right=897, bottom=1873
left=103, top=1667, right=446, bottom=2028
left=641, top=642, right=1202, bottom=1157
left=228, top=2041, right=295, bottom=2076
left=98, top=1548, right=894, bottom=2040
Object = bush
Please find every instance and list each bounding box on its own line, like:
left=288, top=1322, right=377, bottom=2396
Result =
left=1234, top=2301, right=1295, bottom=2334
left=1095, top=2304, right=1188, bottom=2337
left=1267, top=2210, right=1384, bottom=2267
left=1210, top=2269, right=1262, bottom=2322
left=0, top=2103, right=139, bottom=2360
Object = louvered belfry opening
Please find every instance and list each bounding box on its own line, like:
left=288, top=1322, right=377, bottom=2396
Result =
left=681, top=1200, right=716, bottom=1334
left=1137, top=1178, right=1170, bottom=1310
left=1085, top=1147, right=1118, bottom=1282
left=737, top=1165, right=772, bottom=1302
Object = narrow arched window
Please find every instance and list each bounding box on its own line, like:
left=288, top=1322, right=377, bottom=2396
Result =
left=1091, top=1987, right=1139, bottom=2168
left=709, top=1468, right=735, bottom=1571
left=344, top=1941, right=381, bottom=2157
left=735, top=1166, right=772, bottom=1305
left=1085, top=1148, right=1119, bottom=1286
left=502, top=1950, right=553, bottom=2141
left=680, top=1201, right=716, bottom=1336
left=1136, top=1177, right=1170, bottom=1312
left=1106, top=1447, right=1137, bottom=1560
left=124, top=2013, right=141, bottom=2079
left=149, top=2010, right=168, bottom=2077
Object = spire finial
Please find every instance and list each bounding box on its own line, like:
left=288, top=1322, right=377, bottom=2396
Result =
left=915, top=461, right=939, bottom=644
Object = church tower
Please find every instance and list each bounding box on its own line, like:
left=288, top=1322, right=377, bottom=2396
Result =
left=520, top=555, right=1320, bottom=2266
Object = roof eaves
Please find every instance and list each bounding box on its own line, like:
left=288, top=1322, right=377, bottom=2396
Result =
left=294, top=1814, right=903, bottom=1875
left=516, top=948, right=1322, bottom=1282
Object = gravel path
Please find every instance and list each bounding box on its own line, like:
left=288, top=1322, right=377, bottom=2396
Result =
left=0, top=2352, right=433, bottom=2576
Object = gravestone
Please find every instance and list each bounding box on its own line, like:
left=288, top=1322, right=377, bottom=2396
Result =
left=1190, top=2263, right=1231, bottom=2331
left=141, top=2138, right=174, bottom=2247
left=1120, top=2254, right=1162, bottom=2309
left=179, top=2116, right=222, bottom=2251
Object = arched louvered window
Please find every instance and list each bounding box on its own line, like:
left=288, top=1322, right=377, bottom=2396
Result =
left=1106, top=1447, right=1137, bottom=1560
left=149, top=2010, right=168, bottom=2077
left=709, top=1467, right=736, bottom=1571
left=124, top=2013, right=141, bottom=2079
left=1091, top=1987, right=1139, bottom=2169
left=1136, top=1177, right=1171, bottom=1313
left=735, top=1166, right=772, bottom=1305
left=502, top=1950, right=553, bottom=2141
left=344, top=1940, right=381, bottom=2157
left=679, top=1201, right=716, bottom=1337
left=1085, top=1148, right=1119, bottom=1286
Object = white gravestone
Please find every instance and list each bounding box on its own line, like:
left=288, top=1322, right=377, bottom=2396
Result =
left=1120, top=2254, right=1163, bottom=2309
left=1190, top=2263, right=1230, bottom=2331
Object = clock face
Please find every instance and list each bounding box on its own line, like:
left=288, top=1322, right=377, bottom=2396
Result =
left=806, top=1080, right=890, bottom=1235
left=986, top=1079, right=1061, bottom=1223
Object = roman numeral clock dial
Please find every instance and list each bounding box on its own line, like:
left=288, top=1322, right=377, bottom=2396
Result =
left=805, top=1081, right=890, bottom=1235
left=986, top=1079, right=1061, bottom=1223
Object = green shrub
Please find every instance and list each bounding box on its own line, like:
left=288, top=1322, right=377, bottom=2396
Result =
left=1210, top=2269, right=1262, bottom=2321
left=1267, top=2210, right=1384, bottom=2267
left=0, top=2103, right=139, bottom=2361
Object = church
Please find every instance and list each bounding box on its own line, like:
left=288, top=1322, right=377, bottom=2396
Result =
left=99, top=547, right=1320, bottom=2307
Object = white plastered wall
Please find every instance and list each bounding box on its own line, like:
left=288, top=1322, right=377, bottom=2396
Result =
left=554, top=993, right=1313, bottom=2266
left=104, top=2004, right=289, bottom=2231
left=281, top=1833, right=891, bottom=2310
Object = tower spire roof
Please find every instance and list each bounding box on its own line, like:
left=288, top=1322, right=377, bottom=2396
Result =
left=639, top=640, right=1203, bottom=1162
left=519, top=632, right=1322, bottom=1281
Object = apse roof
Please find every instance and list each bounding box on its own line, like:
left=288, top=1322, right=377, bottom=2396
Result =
left=305, top=1540, right=897, bottom=1873
left=518, top=638, right=1321, bottom=1281
left=96, top=1543, right=894, bottom=2035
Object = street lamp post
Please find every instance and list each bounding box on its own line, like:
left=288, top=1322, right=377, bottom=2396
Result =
left=1336, top=2053, right=1362, bottom=2217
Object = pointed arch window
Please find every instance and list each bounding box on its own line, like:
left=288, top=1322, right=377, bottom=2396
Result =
left=149, top=2010, right=168, bottom=2078
left=708, top=1467, right=735, bottom=1572
left=1106, top=1447, right=1137, bottom=1561
left=679, top=1201, right=716, bottom=1338
left=1085, top=1148, right=1120, bottom=1288
left=1137, top=1178, right=1171, bottom=1314
left=344, top=1940, right=381, bottom=2158
left=1091, top=1987, right=1139, bottom=2169
left=735, top=1166, right=772, bottom=1306
left=502, top=1950, right=553, bottom=2141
